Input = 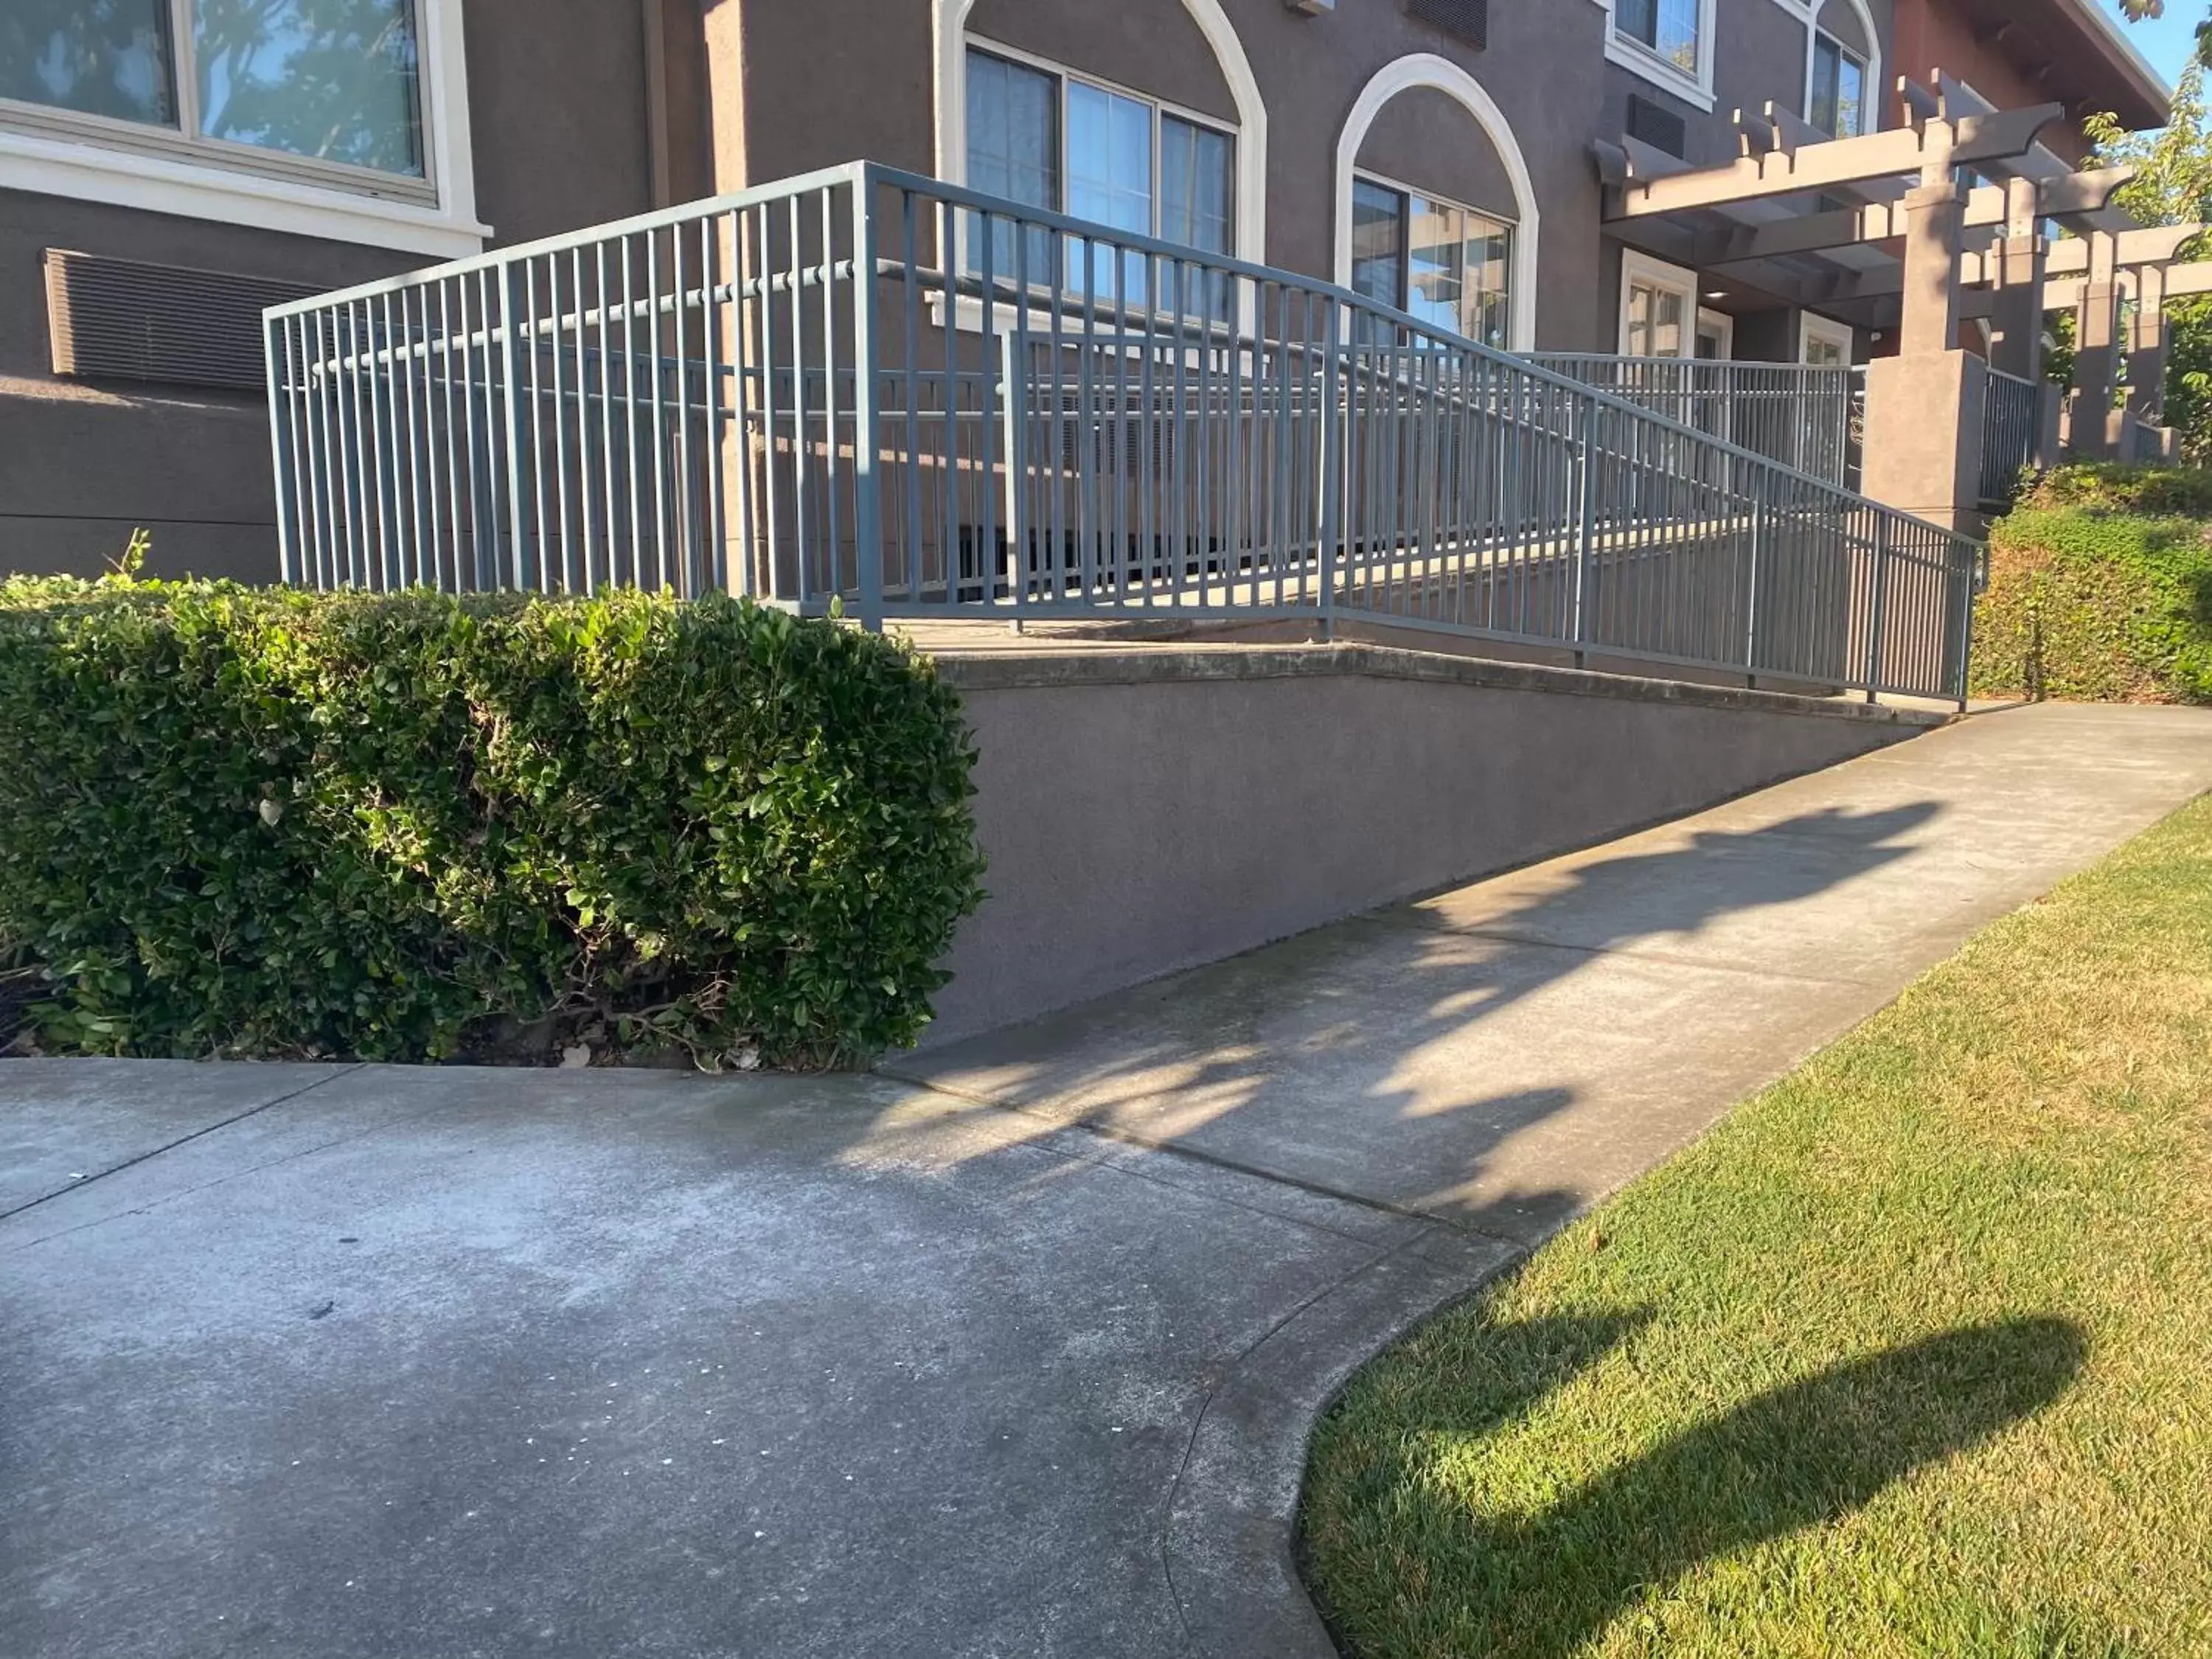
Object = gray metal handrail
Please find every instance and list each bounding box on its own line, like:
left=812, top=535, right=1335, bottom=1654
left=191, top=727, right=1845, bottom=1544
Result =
left=1980, top=365, right=2042, bottom=509
left=265, top=159, right=1981, bottom=703
left=1528, top=355, right=1855, bottom=487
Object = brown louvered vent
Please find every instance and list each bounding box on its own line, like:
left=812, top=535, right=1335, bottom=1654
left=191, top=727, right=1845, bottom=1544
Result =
left=44, top=250, right=324, bottom=393
left=1405, top=0, right=1487, bottom=51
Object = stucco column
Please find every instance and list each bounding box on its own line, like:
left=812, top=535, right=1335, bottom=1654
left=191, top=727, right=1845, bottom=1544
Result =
left=1987, top=177, right=2045, bottom=383
left=2068, top=232, right=2123, bottom=459
left=2128, top=262, right=2171, bottom=426
left=1898, top=182, right=1967, bottom=358
left=1861, top=350, right=1989, bottom=535
left=701, top=0, right=750, bottom=193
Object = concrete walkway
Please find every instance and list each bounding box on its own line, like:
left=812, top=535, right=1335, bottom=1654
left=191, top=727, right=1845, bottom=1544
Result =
left=5, top=702, right=2210, bottom=1659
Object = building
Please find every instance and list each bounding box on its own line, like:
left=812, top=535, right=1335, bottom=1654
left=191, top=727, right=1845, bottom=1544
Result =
left=0, top=0, right=2174, bottom=583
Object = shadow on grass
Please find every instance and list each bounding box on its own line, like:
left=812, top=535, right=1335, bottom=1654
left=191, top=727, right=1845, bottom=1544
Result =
left=1312, top=1314, right=2087, bottom=1659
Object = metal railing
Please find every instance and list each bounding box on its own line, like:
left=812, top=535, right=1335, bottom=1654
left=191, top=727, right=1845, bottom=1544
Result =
left=1529, top=355, right=1855, bottom=487
left=264, top=160, right=1980, bottom=702
left=1980, top=366, right=2042, bottom=508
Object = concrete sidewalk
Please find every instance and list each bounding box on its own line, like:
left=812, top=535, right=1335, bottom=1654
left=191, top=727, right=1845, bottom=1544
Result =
left=5, top=702, right=2210, bottom=1659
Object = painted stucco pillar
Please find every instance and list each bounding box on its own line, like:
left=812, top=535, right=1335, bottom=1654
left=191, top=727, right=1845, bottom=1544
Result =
left=1898, top=181, right=1968, bottom=358
left=1861, top=351, right=1989, bottom=534
left=2068, top=231, right=2123, bottom=459
left=2128, top=262, right=2171, bottom=434
left=1987, top=177, right=2045, bottom=383
left=1863, top=135, right=1985, bottom=532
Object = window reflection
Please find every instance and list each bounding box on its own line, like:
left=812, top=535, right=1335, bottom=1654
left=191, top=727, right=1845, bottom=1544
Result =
left=195, top=0, right=424, bottom=177
left=1, top=1, right=175, bottom=128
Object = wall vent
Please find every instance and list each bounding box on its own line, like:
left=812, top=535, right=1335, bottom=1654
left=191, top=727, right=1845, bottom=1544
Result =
left=43, top=249, right=323, bottom=393
left=1405, top=0, right=1487, bottom=51
left=1626, top=94, right=1689, bottom=159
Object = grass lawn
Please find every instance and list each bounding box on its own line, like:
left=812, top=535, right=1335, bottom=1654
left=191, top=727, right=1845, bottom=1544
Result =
left=1301, top=796, right=2212, bottom=1658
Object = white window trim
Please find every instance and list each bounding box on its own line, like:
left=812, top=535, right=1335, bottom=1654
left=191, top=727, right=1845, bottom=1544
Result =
left=931, top=0, right=1266, bottom=265
left=1349, top=167, right=1518, bottom=349
left=0, top=0, right=487, bottom=260
left=1804, top=0, right=1883, bottom=138
left=1617, top=248, right=1701, bottom=357
left=1332, top=55, right=1541, bottom=352
left=1801, top=311, right=1855, bottom=364
left=1598, top=0, right=1719, bottom=114
left=1696, top=306, right=1735, bottom=358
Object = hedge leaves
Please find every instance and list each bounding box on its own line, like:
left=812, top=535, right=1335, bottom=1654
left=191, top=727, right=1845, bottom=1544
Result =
left=0, top=580, right=985, bottom=1067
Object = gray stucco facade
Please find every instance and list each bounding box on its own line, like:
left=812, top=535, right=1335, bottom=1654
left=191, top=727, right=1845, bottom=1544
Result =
left=0, top=0, right=2161, bottom=582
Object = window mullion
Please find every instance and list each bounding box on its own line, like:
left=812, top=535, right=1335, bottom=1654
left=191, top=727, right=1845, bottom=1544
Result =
left=168, top=0, right=200, bottom=140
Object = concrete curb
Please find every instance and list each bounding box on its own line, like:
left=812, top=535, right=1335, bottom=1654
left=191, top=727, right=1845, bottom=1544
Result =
left=934, top=641, right=1954, bottom=728
left=1163, top=1225, right=1526, bottom=1659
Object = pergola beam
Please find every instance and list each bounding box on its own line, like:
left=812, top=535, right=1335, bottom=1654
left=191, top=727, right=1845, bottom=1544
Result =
left=1610, top=102, right=2066, bottom=220
left=2042, top=223, right=2205, bottom=276
left=1694, top=168, right=2135, bottom=266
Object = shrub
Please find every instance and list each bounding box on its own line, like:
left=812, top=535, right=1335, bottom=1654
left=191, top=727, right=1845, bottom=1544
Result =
left=1970, top=495, right=2212, bottom=705
left=0, top=579, right=984, bottom=1067
left=2020, top=462, right=2212, bottom=519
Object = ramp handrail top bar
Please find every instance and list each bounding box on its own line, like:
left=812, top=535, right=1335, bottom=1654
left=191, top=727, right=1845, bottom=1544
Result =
left=266, top=158, right=1966, bottom=540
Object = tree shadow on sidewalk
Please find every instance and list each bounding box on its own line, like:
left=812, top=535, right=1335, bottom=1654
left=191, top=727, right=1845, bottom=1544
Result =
left=893, top=799, right=1945, bottom=1241
left=1307, top=1312, right=2088, bottom=1659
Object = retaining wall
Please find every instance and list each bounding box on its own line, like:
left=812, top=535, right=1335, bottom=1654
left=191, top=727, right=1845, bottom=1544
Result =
left=920, top=643, right=1946, bottom=1045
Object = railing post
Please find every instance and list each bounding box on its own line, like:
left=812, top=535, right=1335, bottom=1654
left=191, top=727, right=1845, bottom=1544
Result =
left=1864, top=515, right=1891, bottom=703
left=1743, top=467, right=1766, bottom=687
left=1317, top=299, right=1343, bottom=641
left=1571, top=396, right=1599, bottom=669
left=499, top=260, right=532, bottom=591
left=849, top=170, right=885, bottom=632
left=999, top=325, right=1025, bottom=631
left=1950, top=536, right=1978, bottom=712
left=265, top=313, right=298, bottom=586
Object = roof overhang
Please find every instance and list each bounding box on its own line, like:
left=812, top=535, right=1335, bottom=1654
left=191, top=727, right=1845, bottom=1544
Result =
left=1946, top=0, right=2171, bottom=133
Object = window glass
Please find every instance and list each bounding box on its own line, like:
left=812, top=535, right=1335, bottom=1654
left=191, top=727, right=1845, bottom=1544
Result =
left=1833, top=49, right=1864, bottom=139
left=1618, top=0, right=1700, bottom=74
left=1351, top=179, right=1512, bottom=349
left=963, top=46, right=1237, bottom=309
left=967, top=50, right=1057, bottom=212
left=1801, top=327, right=1848, bottom=367
left=193, top=0, right=422, bottom=175
left=966, top=49, right=1058, bottom=282
left=1161, top=114, right=1233, bottom=319
left=1810, top=32, right=1865, bottom=139
left=1405, top=193, right=1467, bottom=338
left=1461, top=214, right=1512, bottom=350
left=1627, top=280, right=1686, bottom=357
left=1, top=1, right=176, bottom=128
left=1350, top=180, right=1403, bottom=311
left=1067, top=79, right=1152, bottom=302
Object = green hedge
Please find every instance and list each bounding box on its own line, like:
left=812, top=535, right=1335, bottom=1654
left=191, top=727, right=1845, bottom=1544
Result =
left=1970, top=467, right=2212, bottom=705
left=2017, top=462, right=2212, bottom=519
left=0, top=580, right=984, bottom=1066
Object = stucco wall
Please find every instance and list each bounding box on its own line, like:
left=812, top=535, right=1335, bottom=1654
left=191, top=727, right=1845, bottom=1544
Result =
left=1, top=0, right=665, bottom=583
left=1354, top=86, right=1518, bottom=224
left=922, top=647, right=1940, bottom=1045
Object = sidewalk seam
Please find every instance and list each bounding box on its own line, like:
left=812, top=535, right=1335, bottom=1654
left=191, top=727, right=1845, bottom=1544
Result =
left=883, top=1066, right=1532, bottom=1249
left=0, top=1065, right=364, bottom=1223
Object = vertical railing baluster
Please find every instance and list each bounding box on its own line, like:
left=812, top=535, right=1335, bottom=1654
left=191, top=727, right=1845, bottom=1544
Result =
left=850, top=172, right=885, bottom=631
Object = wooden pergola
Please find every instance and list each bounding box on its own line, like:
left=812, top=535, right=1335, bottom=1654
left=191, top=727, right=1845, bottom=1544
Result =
left=1595, top=72, right=2202, bottom=515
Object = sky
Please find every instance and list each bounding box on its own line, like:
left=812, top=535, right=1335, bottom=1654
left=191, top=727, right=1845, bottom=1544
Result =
left=2095, top=0, right=2198, bottom=89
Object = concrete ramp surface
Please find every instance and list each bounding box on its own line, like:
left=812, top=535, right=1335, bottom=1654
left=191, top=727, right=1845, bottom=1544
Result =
left=4, top=703, right=2209, bottom=1659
